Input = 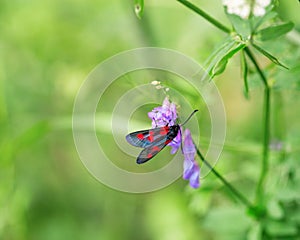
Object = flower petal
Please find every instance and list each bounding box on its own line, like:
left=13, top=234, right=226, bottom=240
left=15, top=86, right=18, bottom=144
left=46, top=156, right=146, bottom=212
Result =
left=182, top=129, right=200, bottom=188
left=148, top=97, right=178, bottom=128
left=169, top=129, right=181, bottom=154
left=183, top=158, right=194, bottom=179
left=189, top=164, right=200, bottom=188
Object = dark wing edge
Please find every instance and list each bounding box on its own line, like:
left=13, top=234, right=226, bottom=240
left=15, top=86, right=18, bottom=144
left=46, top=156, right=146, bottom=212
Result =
left=136, top=140, right=168, bottom=164
left=126, top=133, right=142, bottom=147
left=126, top=126, right=179, bottom=164
left=125, top=129, right=150, bottom=147
left=125, top=127, right=170, bottom=148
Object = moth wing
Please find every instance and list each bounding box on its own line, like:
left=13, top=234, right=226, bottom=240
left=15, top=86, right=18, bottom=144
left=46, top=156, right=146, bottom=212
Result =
left=136, top=139, right=168, bottom=164
left=126, top=126, right=170, bottom=148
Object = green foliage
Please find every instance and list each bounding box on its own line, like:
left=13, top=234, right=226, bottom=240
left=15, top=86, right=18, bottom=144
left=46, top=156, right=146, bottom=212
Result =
left=256, top=22, right=294, bottom=41
left=177, top=0, right=300, bottom=239
left=252, top=43, right=289, bottom=69
left=226, top=13, right=251, bottom=40
left=203, top=206, right=252, bottom=239
left=240, top=50, right=249, bottom=98
left=0, top=0, right=299, bottom=239
left=252, top=11, right=278, bottom=33
left=210, top=42, right=246, bottom=78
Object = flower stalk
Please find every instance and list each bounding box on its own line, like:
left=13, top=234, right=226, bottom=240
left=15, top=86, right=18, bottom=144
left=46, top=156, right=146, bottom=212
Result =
left=194, top=143, right=255, bottom=210
left=244, top=48, right=270, bottom=204
left=177, top=0, right=231, bottom=33
left=177, top=0, right=271, bottom=208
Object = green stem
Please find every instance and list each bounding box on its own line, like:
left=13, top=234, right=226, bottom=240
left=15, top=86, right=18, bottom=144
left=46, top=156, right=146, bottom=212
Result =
left=195, top=144, right=254, bottom=210
left=241, top=50, right=249, bottom=98
left=244, top=48, right=267, bottom=85
left=176, top=0, right=271, bottom=208
left=177, top=0, right=231, bottom=33
left=244, top=47, right=270, bottom=204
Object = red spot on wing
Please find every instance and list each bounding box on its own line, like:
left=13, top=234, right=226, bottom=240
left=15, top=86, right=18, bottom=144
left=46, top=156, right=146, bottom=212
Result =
left=160, top=126, right=169, bottom=136
left=147, top=131, right=154, bottom=142
left=147, top=153, right=152, bottom=158
left=137, top=133, right=144, bottom=140
left=152, top=146, right=160, bottom=152
left=165, top=139, right=172, bottom=144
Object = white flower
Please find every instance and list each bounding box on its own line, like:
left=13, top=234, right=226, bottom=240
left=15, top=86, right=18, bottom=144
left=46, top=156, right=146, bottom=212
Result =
left=257, top=0, right=271, bottom=7
left=253, top=5, right=266, bottom=16
left=222, top=0, right=271, bottom=19
left=253, top=0, right=271, bottom=16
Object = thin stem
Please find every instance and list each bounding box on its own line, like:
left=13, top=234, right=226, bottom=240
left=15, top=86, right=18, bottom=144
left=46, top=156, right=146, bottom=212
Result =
left=177, top=0, right=231, bottom=33
left=241, top=50, right=249, bottom=98
left=176, top=0, right=271, bottom=208
left=258, top=88, right=270, bottom=202
left=195, top=144, right=254, bottom=210
left=244, top=47, right=268, bottom=86
left=244, top=47, right=271, bottom=204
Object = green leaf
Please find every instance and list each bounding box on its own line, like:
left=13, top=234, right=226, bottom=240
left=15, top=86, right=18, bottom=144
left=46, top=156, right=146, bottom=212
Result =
left=205, top=37, right=235, bottom=72
left=226, top=14, right=251, bottom=40
left=241, top=50, right=249, bottom=99
left=252, top=10, right=278, bottom=32
left=256, top=22, right=294, bottom=41
left=252, top=43, right=289, bottom=69
left=211, top=56, right=228, bottom=77
left=211, top=43, right=246, bottom=77
left=134, top=0, right=144, bottom=19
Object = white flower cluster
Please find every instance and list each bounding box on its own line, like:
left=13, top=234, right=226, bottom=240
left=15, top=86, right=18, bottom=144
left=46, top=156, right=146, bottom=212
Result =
left=222, top=0, right=271, bottom=19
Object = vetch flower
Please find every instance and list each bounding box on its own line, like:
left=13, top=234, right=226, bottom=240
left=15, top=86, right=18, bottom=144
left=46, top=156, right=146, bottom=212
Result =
left=148, top=97, right=177, bottom=128
left=222, top=0, right=271, bottom=19
left=182, top=129, right=200, bottom=188
left=169, top=127, right=181, bottom=154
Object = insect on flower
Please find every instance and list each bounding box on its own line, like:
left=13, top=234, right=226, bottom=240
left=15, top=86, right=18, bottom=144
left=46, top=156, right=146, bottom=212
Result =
left=126, top=110, right=198, bottom=164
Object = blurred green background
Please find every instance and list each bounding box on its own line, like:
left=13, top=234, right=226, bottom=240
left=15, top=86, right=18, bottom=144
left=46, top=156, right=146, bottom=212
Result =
left=1, top=0, right=300, bottom=239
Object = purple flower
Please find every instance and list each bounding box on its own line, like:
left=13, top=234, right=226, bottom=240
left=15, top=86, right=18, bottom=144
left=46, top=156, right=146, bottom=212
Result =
left=168, top=128, right=181, bottom=154
left=148, top=97, right=177, bottom=128
left=182, top=129, right=200, bottom=188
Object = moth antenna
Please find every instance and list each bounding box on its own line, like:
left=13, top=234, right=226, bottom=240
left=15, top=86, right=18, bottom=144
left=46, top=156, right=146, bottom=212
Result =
left=180, top=110, right=198, bottom=126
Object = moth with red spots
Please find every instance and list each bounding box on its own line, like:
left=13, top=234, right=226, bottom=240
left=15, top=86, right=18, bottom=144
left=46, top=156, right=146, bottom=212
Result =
left=126, top=110, right=198, bottom=164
